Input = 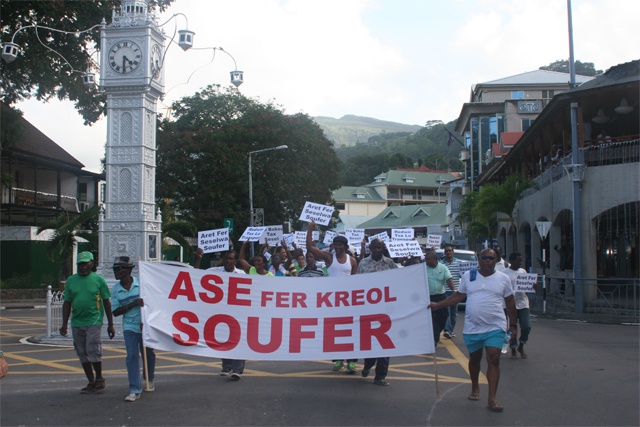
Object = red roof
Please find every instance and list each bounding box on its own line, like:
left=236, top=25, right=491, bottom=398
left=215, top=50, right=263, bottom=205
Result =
left=501, top=132, right=524, bottom=147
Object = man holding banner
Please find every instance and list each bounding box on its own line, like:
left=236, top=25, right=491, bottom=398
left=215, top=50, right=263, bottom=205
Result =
left=357, top=239, right=397, bottom=386
left=504, top=252, right=535, bottom=359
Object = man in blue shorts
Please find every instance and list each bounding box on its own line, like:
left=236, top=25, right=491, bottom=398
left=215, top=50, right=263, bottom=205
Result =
left=428, top=248, right=517, bottom=412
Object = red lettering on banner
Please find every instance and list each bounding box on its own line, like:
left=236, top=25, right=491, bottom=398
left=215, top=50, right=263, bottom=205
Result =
left=384, top=286, right=397, bottom=302
left=289, top=318, right=317, bottom=352
left=172, top=310, right=199, bottom=345
left=228, top=276, right=252, bottom=306
left=352, top=289, right=365, bottom=306
left=247, top=317, right=283, bottom=353
left=335, top=291, right=349, bottom=307
left=316, top=292, right=332, bottom=307
left=261, top=291, right=274, bottom=306
left=315, top=287, right=397, bottom=307
left=360, top=314, right=394, bottom=350
left=292, top=292, right=307, bottom=308
left=203, top=314, right=241, bottom=351
left=168, top=272, right=196, bottom=301
left=275, top=292, right=289, bottom=307
left=323, top=316, right=354, bottom=352
left=199, top=274, right=224, bottom=304
left=367, top=288, right=382, bottom=304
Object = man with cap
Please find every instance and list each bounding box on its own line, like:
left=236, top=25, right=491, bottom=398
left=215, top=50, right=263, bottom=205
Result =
left=306, top=221, right=359, bottom=373
left=110, top=256, right=157, bottom=401
left=60, top=251, right=115, bottom=394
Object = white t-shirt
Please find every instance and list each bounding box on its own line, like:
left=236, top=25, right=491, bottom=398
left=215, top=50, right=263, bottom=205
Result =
left=326, top=253, right=353, bottom=276
left=459, top=269, right=513, bottom=334
left=502, top=267, right=530, bottom=309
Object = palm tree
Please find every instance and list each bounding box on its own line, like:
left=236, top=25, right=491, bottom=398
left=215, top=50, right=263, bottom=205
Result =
left=37, top=205, right=100, bottom=281
left=158, top=199, right=197, bottom=261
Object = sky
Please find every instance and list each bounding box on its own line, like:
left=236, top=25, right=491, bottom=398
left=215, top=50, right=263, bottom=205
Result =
left=14, top=0, right=640, bottom=173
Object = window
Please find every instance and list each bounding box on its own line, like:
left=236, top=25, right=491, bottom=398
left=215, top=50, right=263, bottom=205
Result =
left=542, top=90, right=554, bottom=99
left=511, top=91, right=525, bottom=99
left=335, top=203, right=345, bottom=210
left=522, top=119, right=535, bottom=131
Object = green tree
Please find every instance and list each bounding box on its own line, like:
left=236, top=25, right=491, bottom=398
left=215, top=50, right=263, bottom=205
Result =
left=36, top=205, right=100, bottom=281
left=158, top=198, right=197, bottom=259
left=539, top=59, right=602, bottom=76
left=459, top=174, right=538, bottom=249
left=156, top=85, right=341, bottom=233
left=1, top=0, right=174, bottom=124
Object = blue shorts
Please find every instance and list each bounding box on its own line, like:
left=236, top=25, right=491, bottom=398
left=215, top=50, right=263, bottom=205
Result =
left=463, top=329, right=505, bottom=353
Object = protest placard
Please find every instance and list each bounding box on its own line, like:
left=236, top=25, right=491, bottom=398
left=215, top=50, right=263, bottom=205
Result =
left=369, top=231, right=389, bottom=244
left=386, top=241, right=411, bottom=258
left=298, top=201, right=334, bottom=226
left=392, top=228, right=414, bottom=241
left=260, top=225, right=283, bottom=246
left=239, top=227, right=267, bottom=242
left=514, top=273, right=538, bottom=293
left=283, top=233, right=296, bottom=248
left=140, top=262, right=434, bottom=360
left=459, top=261, right=479, bottom=276
left=198, top=228, right=230, bottom=254
left=404, top=240, right=423, bottom=257
left=323, top=230, right=337, bottom=246
left=346, top=228, right=365, bottom=247
left=426, top=234, right=443, bottom=248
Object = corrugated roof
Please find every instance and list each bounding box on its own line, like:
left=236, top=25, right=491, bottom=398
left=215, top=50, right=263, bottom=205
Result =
left=368, top=169, right=459, bottom=187
left=2, top=103, right=85, bottom=169
left=332, top=186, right=385, bottom=202
left=480, top=69, right=594, bottom=86
left=357, top=203, right=447, bottom=229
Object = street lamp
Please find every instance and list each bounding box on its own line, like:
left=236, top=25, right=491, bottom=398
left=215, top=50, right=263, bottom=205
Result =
left=248, top=145, right=288, bottom=256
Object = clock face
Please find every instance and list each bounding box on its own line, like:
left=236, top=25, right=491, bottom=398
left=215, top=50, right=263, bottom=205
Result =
left=108, top=40, right=142, bottom=74
left=150, top=45, right=162, bottom=79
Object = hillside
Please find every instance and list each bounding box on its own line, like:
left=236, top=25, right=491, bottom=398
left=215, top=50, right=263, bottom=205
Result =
left=313, top=115, right=423, bottom=147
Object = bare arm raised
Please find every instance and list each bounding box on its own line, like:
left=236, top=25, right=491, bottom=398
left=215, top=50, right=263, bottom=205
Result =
left=306, top=221, right=333, bottom=267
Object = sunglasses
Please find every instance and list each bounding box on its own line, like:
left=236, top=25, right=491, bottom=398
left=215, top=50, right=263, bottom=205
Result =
left=480, top=256, right=496, bottom=261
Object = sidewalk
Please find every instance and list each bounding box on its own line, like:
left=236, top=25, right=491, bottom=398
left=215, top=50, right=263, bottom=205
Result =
left=0, top=298, right=47, bottom=309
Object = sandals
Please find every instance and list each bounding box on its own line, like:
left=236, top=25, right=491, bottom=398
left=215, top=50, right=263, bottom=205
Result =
left=487, top=403, right=504, bottom=412
left=468, top=391, right=480, bottom=401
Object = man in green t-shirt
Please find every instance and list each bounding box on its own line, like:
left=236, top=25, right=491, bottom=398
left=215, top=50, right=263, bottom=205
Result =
left=60, top=252, right=115, bottom=394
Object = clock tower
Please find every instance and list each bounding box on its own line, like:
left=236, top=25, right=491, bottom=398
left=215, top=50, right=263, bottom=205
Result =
left=98, top=0, right=165, bottom=276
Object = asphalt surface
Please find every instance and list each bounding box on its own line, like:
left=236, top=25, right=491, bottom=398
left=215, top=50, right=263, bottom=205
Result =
left=0, top=307, right=638, bottom=427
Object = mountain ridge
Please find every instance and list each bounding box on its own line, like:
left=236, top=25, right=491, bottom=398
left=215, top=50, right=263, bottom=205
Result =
left=313, top=114, right=423, bottom=148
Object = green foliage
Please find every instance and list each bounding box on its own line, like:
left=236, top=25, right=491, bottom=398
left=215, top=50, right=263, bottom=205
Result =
left=337, top=121, right=464, bottom=185
left=156, top=85, right=341, bottom=233
left=0, top=105, right=26, bottom=149
left=0, top=0, right=174, bottom=124
left=36, top=205, right=100, bottom=280
left=159, top=199, right=197, bottom=258
left=539, top=59, right=602, bottom=76
left=458, top=174, right=538, bottom=243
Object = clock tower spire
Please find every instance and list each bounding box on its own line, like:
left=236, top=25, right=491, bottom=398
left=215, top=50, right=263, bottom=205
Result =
left=98, top=0, right=165, bottom=277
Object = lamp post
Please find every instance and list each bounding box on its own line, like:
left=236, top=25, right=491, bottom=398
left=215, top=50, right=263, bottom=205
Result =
left=248, top=145, right=288, bottom=256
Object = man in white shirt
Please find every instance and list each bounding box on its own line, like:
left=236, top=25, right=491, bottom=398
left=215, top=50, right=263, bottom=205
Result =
left=503, top=252, right=534, bottom=359
left=428, top=248, right=517, bottom=412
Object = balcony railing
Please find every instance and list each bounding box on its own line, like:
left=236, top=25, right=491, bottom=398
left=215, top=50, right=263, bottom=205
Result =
left=3, top=187, right=79, bottom=212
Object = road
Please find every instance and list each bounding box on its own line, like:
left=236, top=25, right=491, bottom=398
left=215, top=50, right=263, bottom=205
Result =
left=0, top=308, right=638, bottom=426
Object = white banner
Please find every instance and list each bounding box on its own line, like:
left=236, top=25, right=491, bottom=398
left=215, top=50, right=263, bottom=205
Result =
left=239, top=227, right=266, bottom=242
left=369, top=231, right=389, bottom=244
left=427, top=234, right=443, bottom=248
left=259, top=225, right=283, bottom=245
left=140, top=263, right=434, bottom=361
left=323, top=230, right=338, bottom=246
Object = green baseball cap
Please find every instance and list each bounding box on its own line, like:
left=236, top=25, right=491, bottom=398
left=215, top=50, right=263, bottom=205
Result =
left=77, top=251, right=94, bottom=264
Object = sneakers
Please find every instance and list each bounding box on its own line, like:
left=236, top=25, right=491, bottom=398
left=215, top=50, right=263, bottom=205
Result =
left=230, top=372, right=242, bottom=381
left=346, top=362, right=357, bottom=374
left=443, top=331, right=452, bottom=339
left=80, top=382, right=96, bottom=394
left=93, top=378, right=106, bottom=394
left=332, top=361, right=344, bottom=371
left=125, top=392, right=140, bottom=402
left=373, top=379, right=390, bottom=386
left=145, top=381, right=155, bottom=392
left=220, top=369, right=232, bottom=376
left=361, top=368, right=370, bottom=378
